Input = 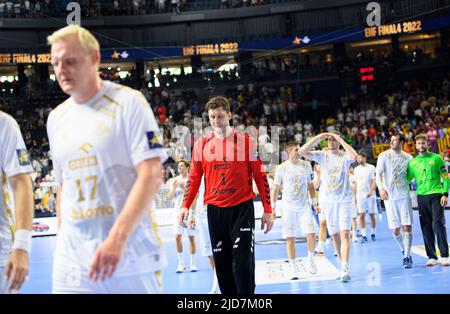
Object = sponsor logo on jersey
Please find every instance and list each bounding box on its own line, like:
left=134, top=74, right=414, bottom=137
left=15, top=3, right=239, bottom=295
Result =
left=16, top=149, right=31, bottom=166
left=69, top=156, right=98, bottom=170
left=214, top=164, right=231, bottom=170
left=70, top=206, right=114, bottom=220
left=147, top=131, right=162, bottom=149
left=213, top=188, right=236, bottom=195
left=240, top=228, right=251, bottom=232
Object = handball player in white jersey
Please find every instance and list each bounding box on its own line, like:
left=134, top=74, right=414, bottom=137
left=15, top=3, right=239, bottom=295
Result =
left=0, top=112, right=34, bottom=294
left=354, top=152, right=378, bottom=242
left=47, top=25, right=167, bottom=293
left=299, top=132, right=357, bottom=282
left=375, top=134, right=414, bottom=268
left=272, top=142, right=318, bottom=279
left=167, top=160, right=197, bottom=273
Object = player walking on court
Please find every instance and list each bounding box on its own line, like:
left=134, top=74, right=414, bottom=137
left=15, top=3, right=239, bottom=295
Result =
left=0, top=111, right=34, bottom=294
left=167, top=160, right=197, bottom=273
left=47, top=25, right=167, bottom=293
left=271, top=142, right=318, bottom=280
left=354, top=152, right=378, bottom=242
left=407, top=134, right=450, bottom=267
left=179, top=96, right=274, bottom=294
left=299, top=132, right=357, bottom=282
left=376, top=134, right=414, bottom=268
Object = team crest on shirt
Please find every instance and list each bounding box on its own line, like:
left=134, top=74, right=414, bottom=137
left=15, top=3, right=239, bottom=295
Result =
left=146, top=131, right=162, bottom=149
left=16, top=149, right=31, bottom=166
left=429, top=161, right=434, bottom=166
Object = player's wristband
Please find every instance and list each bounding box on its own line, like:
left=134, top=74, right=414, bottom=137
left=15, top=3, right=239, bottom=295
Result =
left=12, top=229, right=31, bottom=254
left=311, top=198, right=319, bottom=207
left=188, top=209, right=196, bottom=218
left=272, top=202, right=277, bottom=210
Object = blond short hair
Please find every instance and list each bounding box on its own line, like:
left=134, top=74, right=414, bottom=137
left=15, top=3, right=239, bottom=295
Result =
left=47, top=25, right=100, bottom=53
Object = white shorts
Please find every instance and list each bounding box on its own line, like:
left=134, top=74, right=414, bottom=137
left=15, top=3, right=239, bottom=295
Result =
left=356, top=195, right=377, bottom=214
left=52, top=262, right=163, bottom=294
left=173, top=210, right=196, bottom=236
left=282, top=206, right=317, bottom=238
left=196, top=208, right=212, bottom=257
left=351, top=200, right=358, bottom=219
left=384, top=198, right=413, bottom=230
left=321, top=201, right=352, bottom=235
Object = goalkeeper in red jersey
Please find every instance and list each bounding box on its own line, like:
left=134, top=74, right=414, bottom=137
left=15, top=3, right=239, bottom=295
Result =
left=179, top=96, right=274, bottom=294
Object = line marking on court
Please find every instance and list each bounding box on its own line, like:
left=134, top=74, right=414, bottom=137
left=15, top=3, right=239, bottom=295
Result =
left=269, top=291, right=281, bottom=294
left=289, top=288, right=301, bottom=292
left=311, top=285, right=321, bottom=288
left=391, top=276, right=403, bottom=279
left=432, top=271, right=444, bottom=274
left=411, top=274, right=422, bottom=277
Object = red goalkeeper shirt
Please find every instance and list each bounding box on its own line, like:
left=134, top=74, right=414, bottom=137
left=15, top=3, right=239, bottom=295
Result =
left=182, top=129, right=272, bottom=213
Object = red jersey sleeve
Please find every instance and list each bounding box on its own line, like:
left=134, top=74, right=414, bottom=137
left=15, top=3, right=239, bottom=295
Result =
left=248, top=136, right=272, bottom=214
left=182, top=137, right=204, bottom=209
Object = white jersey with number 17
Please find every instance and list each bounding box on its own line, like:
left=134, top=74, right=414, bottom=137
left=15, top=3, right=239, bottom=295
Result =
left=47, top=81, right=168, bottom=276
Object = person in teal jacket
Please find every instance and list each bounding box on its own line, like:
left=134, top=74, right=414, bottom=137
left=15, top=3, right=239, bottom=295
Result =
left=407, top=134, right=450, bottom=267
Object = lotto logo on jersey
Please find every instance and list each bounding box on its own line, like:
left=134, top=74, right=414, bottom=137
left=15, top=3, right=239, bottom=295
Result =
left=146, top=131, right=162, bottom=149
left=16, top=149, right=31, bottom=166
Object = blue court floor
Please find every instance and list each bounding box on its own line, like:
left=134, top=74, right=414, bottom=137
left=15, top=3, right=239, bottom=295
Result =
left=22, top=210, right=450, bottom=294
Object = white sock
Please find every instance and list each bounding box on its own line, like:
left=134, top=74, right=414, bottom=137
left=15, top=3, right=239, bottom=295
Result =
left=341, top=262, right=348, bottom=271
left=308, top=251, right=314, bottom=259
left=361, top=227, right=367, bottom=237
left=403, top=232, right=412, bottom=257
left=393, top=232, right=404, bottom=252
left=177, top=253, right=184, bottom=265
left=190, top=254, right=196, bottom=265
left=289, top=258, right=296, bottom=266
left=352, top=230, right=357, bottom=238
left=317, top=241, right=325, bottom=251
left=371, top=227, right=376, bottom=235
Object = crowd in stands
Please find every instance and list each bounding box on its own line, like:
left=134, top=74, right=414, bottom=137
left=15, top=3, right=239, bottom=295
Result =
left=0, top=0, right=271, bottom=18
left=1, top=54, right=449, bottom=212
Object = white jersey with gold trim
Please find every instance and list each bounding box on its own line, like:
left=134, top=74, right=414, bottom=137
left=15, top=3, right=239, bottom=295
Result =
left=47, top=80, right=168, bottom=276
left=0, top=111, right=33, bottom=267
left=310, top=150, right=354, bottom=203
left=274, top=159, right=312, bottom=212
left=376, top=149, right=412, bottom=201
left=354, top=163, right=376, bottom=197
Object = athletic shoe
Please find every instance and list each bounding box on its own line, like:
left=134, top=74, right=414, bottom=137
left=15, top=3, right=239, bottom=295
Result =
left=209, top=287, right=220, bottom=294
left=338, top=270, right=351, bottom=282
left=361, top=236, right=368, bottom=243
left=307, top=257, right=317, bottom=274
left=352, top=236, right=358, bottom=242
left=441, top=257, right=450, bottom=266
left=190, top=264, right=198, bottom=272
left=176, top=264, right=186, bottom=273
left=371, top=234, right=376, bottom=241
left=403, top=256, right=412, bottom=268
left=289, top=264, right=299, bottom=280
left=314, top=249, right=324, bottom=256
left=426, top=259, right=438, bottom=266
